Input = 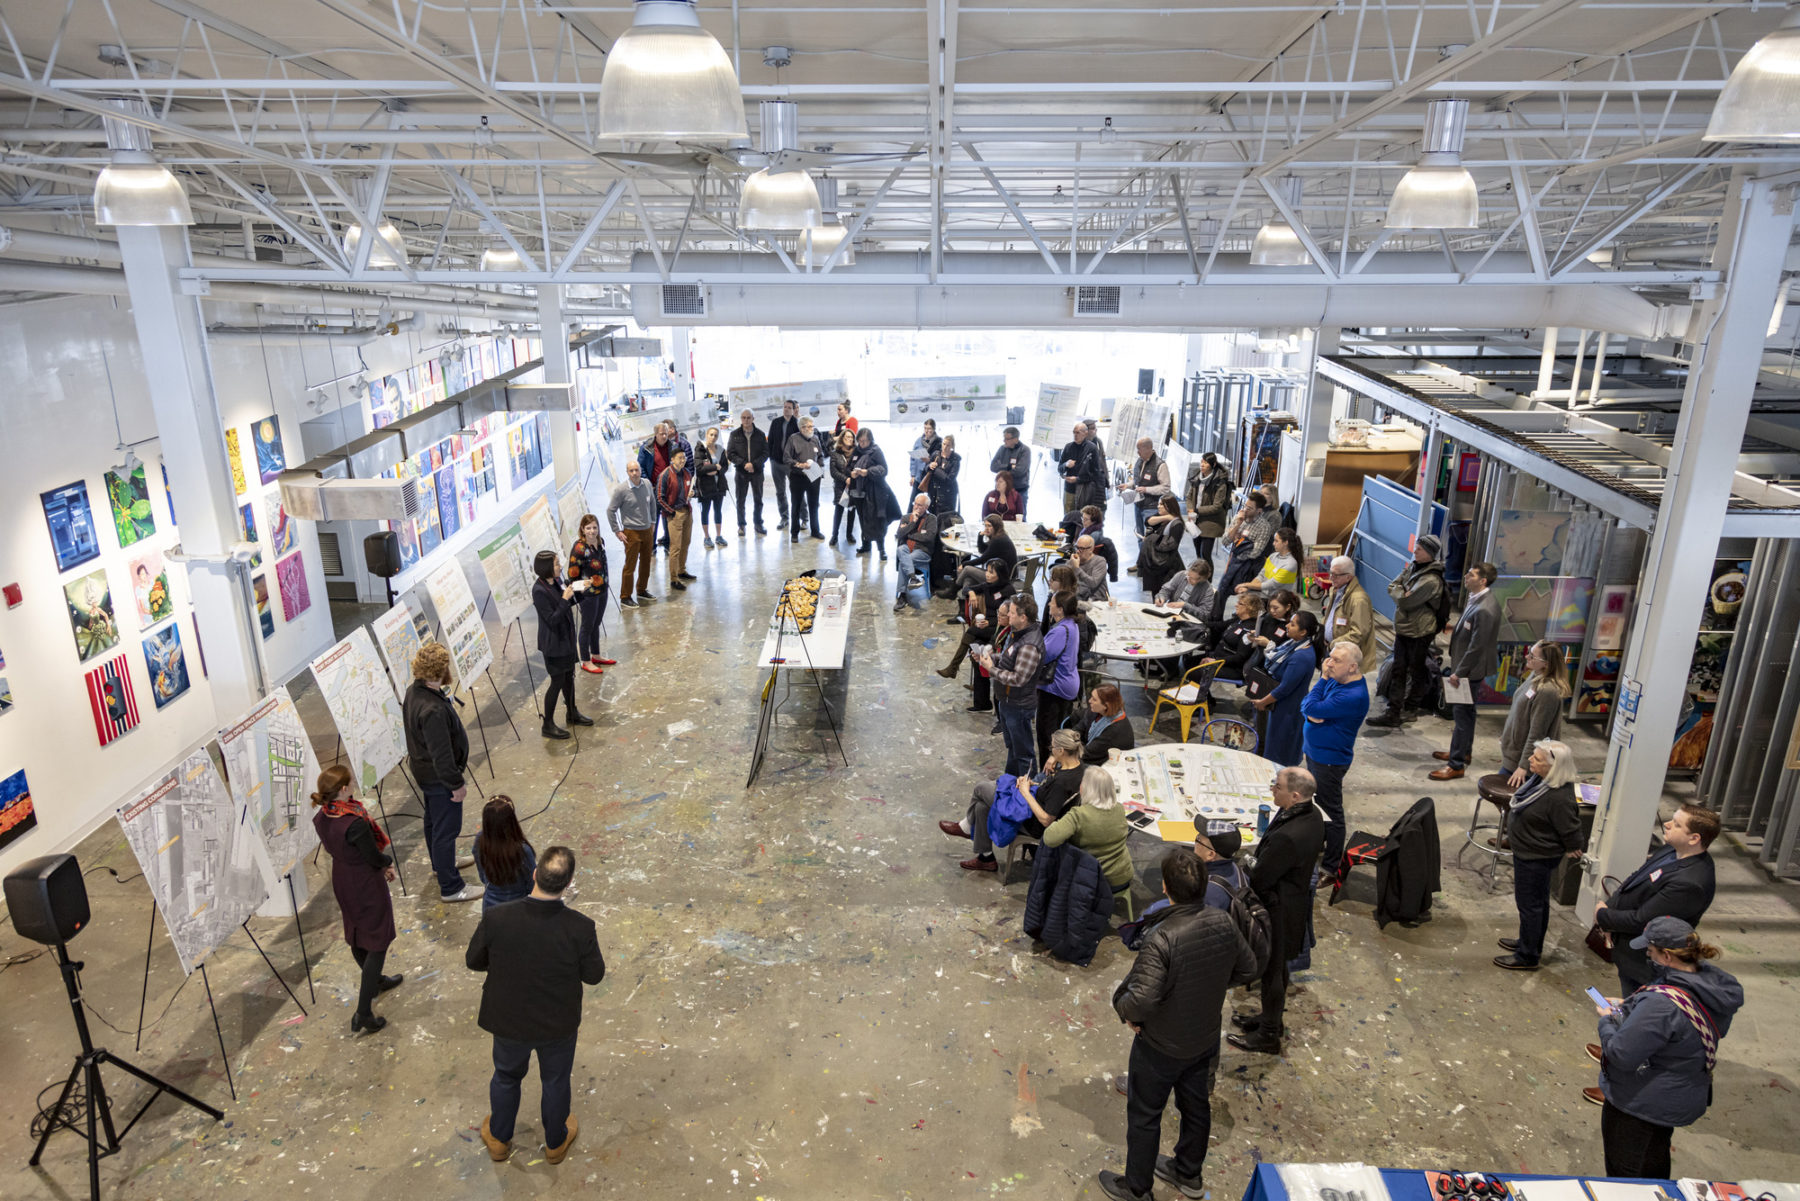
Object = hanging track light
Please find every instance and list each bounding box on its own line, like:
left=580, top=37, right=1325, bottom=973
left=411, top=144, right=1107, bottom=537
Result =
left=1705, top=5, right=1800, bottom=142
left=1386, top=98, right=1479, bottom=229
left=599, top=1, right=748, bottom=143
left=738, top=100, right=822, bottom=231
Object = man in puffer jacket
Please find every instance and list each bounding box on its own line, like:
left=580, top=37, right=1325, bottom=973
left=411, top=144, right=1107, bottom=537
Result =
left=1370, top=534, right=1446, bottom=727
left=1099, top=852, right=1257, bottom=1201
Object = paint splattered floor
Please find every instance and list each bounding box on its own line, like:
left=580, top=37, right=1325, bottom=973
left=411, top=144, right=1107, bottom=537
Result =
left=3, top=508, right=1798, bottom=1200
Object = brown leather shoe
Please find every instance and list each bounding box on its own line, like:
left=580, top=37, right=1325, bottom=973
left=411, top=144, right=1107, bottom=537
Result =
left=938, top=820, right=970, bottom=839
left=1428, top=767, right=1465, bottom=781
left=480, top=1115, right=513, bottom=1162
left=545, top=1114, right=579, bottom=1164
left=1582, top=1086, right=1605, bottom=1107
left=960, top=856, right=998, bottom=873
left=935, top=666, right=958, bottom=679
left=1586, top=1043, right=1603, bottom=1064
left=1432, top=750, right=1452, bottom=762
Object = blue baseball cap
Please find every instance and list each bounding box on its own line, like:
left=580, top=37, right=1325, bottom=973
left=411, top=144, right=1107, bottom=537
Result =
left=1629, top=915, right=1695, bottom=951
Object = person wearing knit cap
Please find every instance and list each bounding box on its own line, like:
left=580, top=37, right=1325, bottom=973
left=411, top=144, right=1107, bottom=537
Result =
left=1369, top=533, right=1446, bottom=727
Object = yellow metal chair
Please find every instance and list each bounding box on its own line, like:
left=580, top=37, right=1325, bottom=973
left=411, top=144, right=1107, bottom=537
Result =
left=1149, top=658, right=1224, bottom=743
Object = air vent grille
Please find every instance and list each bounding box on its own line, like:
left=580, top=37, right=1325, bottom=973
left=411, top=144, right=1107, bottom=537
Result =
left=316, top=530, right=344, bottom=577
left=1074, top=285, right=1121, bottom=316
left=660, top=283, right=707, bottom=317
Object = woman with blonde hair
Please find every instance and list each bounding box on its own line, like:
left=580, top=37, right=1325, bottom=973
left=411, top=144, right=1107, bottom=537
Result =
left=1502, top=640, right=1571, bottom=786
left=828, top=427, right=860, bottom=548
left=1493, top=739, right=1585, bottom=972
left=311, top=764, right=401, bottom=1033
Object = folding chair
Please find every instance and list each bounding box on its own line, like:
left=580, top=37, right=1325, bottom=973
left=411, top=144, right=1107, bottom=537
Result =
left=1149, top=658, right=1224, bottom=743
left=1330, top=830, right=1387, bottom=904
left=1200, top=716, right=1259, bottom=754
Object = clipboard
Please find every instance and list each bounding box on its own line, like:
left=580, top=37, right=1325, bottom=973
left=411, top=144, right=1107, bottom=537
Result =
left=1443, top=675, right=1474, bottom=705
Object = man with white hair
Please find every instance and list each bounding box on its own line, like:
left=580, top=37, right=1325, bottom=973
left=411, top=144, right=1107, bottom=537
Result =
left=1122, top=436, right=1172, bottom=542
left=1320, top=556, right=1376, bottom=670
left=1228, top=767, right=1324, bottom=1057
left=725, top=408, right=770, bottom=537
left=891, top=493, right=938, bottom=613
left=1074, top=535, right=1111, bottom=602
left=1299, top=640, right=1370, bottom=877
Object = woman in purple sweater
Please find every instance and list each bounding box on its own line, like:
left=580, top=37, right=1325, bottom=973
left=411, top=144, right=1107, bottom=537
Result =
left=1035, top=590, right=1083, bottom=765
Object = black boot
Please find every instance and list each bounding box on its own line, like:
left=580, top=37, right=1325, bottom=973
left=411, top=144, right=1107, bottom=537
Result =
left=1366, top=707, right=1406, bottom=728
left=543, top=722, right=570, bottom=740
left=566, top=710, right=594, bottom=727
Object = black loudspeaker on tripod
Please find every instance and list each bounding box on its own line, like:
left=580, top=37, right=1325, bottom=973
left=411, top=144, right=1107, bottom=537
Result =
left=364, top=530, right=403, bottom=607
left=3, top=854, right=223, bottom=1201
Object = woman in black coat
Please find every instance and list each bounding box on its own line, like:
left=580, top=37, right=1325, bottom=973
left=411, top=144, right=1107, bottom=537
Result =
left=918, top=433, right=962, bottom=515
left=1207, top=591, right=1273, bottom=682
left=1494, top=739, right=1586, bottom=971
left=849, top=428, right=901, bottom=558
left=1135, top=493, right=1187, bottom=596
left=311, top=764, right=401, bottom=1034
left=532, top=550, right=591, bottom=740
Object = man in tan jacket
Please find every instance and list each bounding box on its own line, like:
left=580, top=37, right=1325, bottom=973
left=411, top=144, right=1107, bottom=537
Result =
left=1321, top=556, right=1377, bottom=670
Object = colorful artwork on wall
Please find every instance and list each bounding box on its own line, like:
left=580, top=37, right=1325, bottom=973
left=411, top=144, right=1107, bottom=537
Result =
left=41, top=480, right=102, bottom=572
left=435, top=469, right=461, bottom=539
left=142, top=622, right=191, bottom=709
left=104, top=463, right=157, bottom=548
left=253, top=413, right=288, bottom=484
left=1577, top=650, right=1621, bottom=715
left=0, top=676, right=12, bottom=715
left=253, top=574, right=274, bottom=639
left=265, top=493, right=295, bottom=558
left=0, top=768, right=35, bottom=850
left=393, top=518, right=421, bottom=571
left=85, top=653, right=141, bottom=746
left=64, top=568, right=119, bottom=662
left=1456, top=452, right=1480, bottom=492
left=1592, top=584, right=1634, bottom=651
left=127, top=548, right=175, bottom=628
left=224, top=426, right=248, bottom=495
left=1475, top=640, right=1581, bottom=706
left=1492, top=510, right=1572, bottom=576
left=276, top=551, right=311, bottom=621
left=238, top=502, right=263, bottom=568
left=1490, top=577, right=1593, bottom=644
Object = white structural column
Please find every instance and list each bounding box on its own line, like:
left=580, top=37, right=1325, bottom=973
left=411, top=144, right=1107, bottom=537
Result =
left=537, top=283, right=578, bottom=486
left=1581, top=172, right=1796, bottom=909
left=671, top=326, right=695, bottom=422
left=1295, top=327, right=1342, bottom=545
left=115, top=225, right=267, bottom=722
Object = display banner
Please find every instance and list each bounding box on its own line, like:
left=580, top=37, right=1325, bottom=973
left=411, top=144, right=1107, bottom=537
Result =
left=519, top=494, right=560, bottom=560
left=1031, top=382, right=1083, bottom=447
left=728, top=379, right=851, bottom=427
left=887, top=375, right=1008, bottom=423
left=216, top=686, right=322, bottom=884
left=477, top=522, right=536, bottom=626
left=556, top=477, right=588, bottom=542
left=372, top=600, right=425, bottom=691
left=309, top=627, right=407, bottom=790
left=423, top=559, right=494, bottom=686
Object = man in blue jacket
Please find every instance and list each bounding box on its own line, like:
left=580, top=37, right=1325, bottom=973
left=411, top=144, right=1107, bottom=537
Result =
left=1300, top=641, right=1370, bottom=877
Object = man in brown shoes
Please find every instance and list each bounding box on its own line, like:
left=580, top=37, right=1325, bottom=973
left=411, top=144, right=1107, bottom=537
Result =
left=467, top=845, right=606, bottom=1165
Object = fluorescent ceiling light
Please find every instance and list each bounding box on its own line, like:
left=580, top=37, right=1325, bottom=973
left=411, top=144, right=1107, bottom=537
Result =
left=1386, top=100, right=1478, bottom=229
left=599, top=0, right=748, bottom=142
left=345, top=220, right=407, bottom=268
left=1706, top=6, right=1800, bottom=142
left=93, top=150, right=194, bottom=226
left=1251, top=176, right=1311, bottom=266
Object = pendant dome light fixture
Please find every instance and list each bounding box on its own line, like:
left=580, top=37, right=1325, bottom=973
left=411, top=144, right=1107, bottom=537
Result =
left=1386, top=99, right=1479, bottom=229
left=599, top=1, right=748, bottom=143
left=1250, top=176, right=1310, bottom=266
left=344, top=175, right=406, bottom=267
left=737, top=101, right=822, bottom=231
left=1705, top=5, right=1800, bottom=142
left=802, top=176, right=855, bottom=266
left=93, top=99, right=193, bottom=226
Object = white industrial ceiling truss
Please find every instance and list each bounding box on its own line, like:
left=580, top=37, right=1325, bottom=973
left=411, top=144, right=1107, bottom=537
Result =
left=0, top=0, right=1797, bottom=315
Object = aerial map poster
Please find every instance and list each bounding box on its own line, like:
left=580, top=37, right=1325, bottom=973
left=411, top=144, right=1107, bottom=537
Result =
left=117, top=748, right=269, bottom=973
left=217, top=686, right=320, bottom=884
left=477, top=522, right=536, bottom=626
left=423, top=559, right=494, bottom=687
left=309, top=627, right=407, bottom=790
left=371, top=600, right=425, bottom=691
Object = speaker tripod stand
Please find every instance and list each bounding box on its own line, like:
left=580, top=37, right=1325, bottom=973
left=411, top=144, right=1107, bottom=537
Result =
left=31, top=941, right=223, bottom=1201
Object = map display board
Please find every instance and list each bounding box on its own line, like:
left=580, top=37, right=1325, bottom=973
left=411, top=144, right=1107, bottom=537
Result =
left=1031, top=382, right=1082, bottom=448
left=887, top=375, right=1008, bottom=423
left=556, top=477, right=588, bottom=544
left=519, top=493, right=560, bottom=561
left=372, top=600, right=425, bottom=691
left=1109, top=398, right=1173, bottom=470
left=117, top=748, right=268, bottom=974
left=217, top=687, right=320, bottom=884
left=477, top=522, right=536, bottom=626
left=309, top=628, right=407, bottom=790
left=728, top=379, right=849, bottom=427
left=423, top=559, right=494, bottom=686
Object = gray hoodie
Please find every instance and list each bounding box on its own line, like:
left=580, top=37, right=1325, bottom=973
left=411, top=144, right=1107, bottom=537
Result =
left=1598, top=961, right=1743, bottom=1127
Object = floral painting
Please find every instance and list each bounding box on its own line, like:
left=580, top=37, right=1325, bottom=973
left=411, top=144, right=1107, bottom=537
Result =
left=104, top=463, right=157, bottom=549
left=127, top=548, right=174, bottom=627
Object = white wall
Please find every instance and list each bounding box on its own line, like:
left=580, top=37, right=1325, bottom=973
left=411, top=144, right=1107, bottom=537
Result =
left=0, top=295, right=339, bottom=881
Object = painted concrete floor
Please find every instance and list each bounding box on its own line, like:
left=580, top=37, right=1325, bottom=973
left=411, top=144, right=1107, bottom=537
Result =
left=3, top=497, right=1799, bottom=1201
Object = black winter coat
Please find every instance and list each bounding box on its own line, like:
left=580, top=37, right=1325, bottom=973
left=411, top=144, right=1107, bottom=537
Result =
left=1023, top=842, right=1115, bottom=966
left=694, top=442, right=729, bottom=499
left=1251, top=801, right=1325, bottom=958
left=466, top=897, right=606, bottom=1043
left=726, top=425, right=768, bottom=477
left=1113, top=902, right=1256, bottom=1059
left=1373, top=796, right=1441, bottom=928
left=533, top=577, right=578, bottom=661
left=1504, top=781, right=1584, bottom=860
left=403, top=680, right=469, bottom=790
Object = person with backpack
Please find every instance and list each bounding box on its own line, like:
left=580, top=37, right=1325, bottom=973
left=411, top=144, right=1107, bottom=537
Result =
left=1586, top=917, right=1742, bottom=1179
left=1229, top=767, right=1324, bottom=1057
left=1368, top=534, right=1447, bottom=727
left=1120, top=823, right=1256, bottom=949
left=977, top=593, right=1046, bottom=778
left=1099, top=851, right=1259, bottom=1201
left=1035, top=591, right=1083, bottom=764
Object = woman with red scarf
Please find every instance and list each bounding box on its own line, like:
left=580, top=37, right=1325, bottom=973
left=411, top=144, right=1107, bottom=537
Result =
left=311, top=765, right=402, bottom=1034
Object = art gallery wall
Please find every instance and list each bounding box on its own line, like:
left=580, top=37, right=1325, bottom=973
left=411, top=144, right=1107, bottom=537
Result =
left=0, top=294, right=349, bottom=881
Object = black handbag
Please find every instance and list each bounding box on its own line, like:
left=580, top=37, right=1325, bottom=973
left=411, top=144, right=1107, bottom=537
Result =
left=1584, top=875, right=1623, bottom=963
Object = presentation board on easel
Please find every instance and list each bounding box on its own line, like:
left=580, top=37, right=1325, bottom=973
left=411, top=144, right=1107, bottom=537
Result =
left=216, top=686, right=322, bottom=886
left=1032, top=382, right=1082, bottom=447
left=556, top=476, right=588, bottom=539
left=476, top=521, right=536, bottom=626
left=309, top=628, right=408, bottom=791
left=519, top=492, right=560, bottom=560
left=372, top=599, right=428, bottom=691
left=116, top=747, right=269, bottom=974
left=423, top=558, right=495, bottom=688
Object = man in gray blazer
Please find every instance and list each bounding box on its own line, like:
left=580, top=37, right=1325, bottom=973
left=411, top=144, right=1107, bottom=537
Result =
left=1431, top=561, right=1500, bottom=781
